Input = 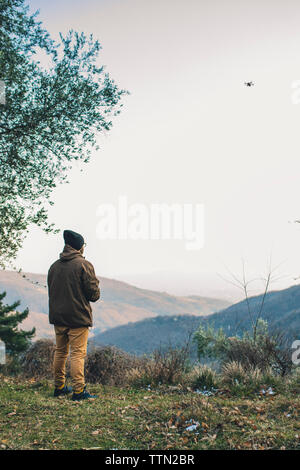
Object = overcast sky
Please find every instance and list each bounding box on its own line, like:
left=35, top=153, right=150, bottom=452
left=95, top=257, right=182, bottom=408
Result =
left=14, top=0, right=300, bottom=300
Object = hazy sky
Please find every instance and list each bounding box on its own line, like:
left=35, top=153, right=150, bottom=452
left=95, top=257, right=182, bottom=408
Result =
left=14, top=0, right=300, bottom=300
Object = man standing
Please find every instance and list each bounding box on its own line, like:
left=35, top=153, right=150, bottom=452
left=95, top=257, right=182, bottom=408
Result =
left=47, top=229, right=100, bottom=401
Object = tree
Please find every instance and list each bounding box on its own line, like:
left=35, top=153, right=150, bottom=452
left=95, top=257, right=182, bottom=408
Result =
left=0, top=291, right=35, bottom=356
left=193, top=323, right=229, bottom=364
left=217, top=257, right=285, bottom=341
left=0, top=0, right=128, bottom=266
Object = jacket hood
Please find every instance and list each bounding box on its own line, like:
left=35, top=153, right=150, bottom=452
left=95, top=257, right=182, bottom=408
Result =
left=59, top=244, right=84, bottom=262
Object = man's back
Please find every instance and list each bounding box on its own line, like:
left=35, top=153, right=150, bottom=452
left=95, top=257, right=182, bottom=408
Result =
left=48, top=244, right=100, bottom=328
left=49, top=230, right=101, bottom=400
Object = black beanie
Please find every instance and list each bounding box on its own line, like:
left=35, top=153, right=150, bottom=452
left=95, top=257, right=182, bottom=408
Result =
left=63, top=230, right=84, bottom=250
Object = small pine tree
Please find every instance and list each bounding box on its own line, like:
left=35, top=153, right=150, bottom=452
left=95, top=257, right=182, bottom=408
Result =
left=0, top=291, right=35, bottom=357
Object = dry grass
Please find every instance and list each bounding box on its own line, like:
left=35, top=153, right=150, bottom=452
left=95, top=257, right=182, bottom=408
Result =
left=126, top=344, right=191, bottom=387
left=1, top=374, right=300, bottom=450
left=224, top=335, right=293, bottom=376
left=21, top=339, right=56, bottom=379
left=85, top=345, right=145, bottom=386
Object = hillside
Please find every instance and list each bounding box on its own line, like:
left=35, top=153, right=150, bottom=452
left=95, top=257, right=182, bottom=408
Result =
left=0, top=270, right=230, bottom=338
left=93, top=315, right=201, bottom=356
left=204, top=283, right=300, bottom=338
left=93, top=282, right=300, bottom=356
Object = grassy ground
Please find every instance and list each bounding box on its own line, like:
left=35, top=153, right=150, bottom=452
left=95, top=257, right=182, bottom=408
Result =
left=0, top=374, right=299, bottom=450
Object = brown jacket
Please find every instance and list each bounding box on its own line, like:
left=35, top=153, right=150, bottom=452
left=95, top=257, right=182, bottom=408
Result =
left=47, top=245, right=100, bottom=328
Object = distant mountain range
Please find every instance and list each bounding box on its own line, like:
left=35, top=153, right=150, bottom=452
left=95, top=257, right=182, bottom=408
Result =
left=93, top=314, right=201, bottom=357
left=206, top=283, right=300, bottom=338
left=0, top=270, right=230, bottom=339
left=93, top=283, right=300, bottom=356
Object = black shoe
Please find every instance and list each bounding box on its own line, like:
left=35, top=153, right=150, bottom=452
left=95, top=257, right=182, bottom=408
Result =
left=72, top=385, right=98, bottom=401
left=54, top=385, right=72, bottom=397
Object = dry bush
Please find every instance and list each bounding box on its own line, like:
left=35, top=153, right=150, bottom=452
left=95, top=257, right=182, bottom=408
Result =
left=21, top=340, right=144, bottom=385
left=126, top=343, right=192, bottom=387
left=125, top=367, right=149, bottom=387
left=22, top=339, right=56, bottom=379
left=20, top=338, right=192, bottom=389
left=221, top=361, right=249, bottom=386
left=287, top=367, right=300, bottom=394
left=150, top=343, right=191, bottom=385
left=221, top=360, right=285, bottom=393
left=188, top=365, right=219, bottom=390
left=0, top=354, right=22, bottom=376
left=85, top=345, right=146, bottom=386
left=224, top=333, right=293, bottom=376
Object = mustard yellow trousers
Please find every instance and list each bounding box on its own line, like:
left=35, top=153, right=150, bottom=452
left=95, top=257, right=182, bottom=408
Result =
left=53, top=325, right=89, bottom=394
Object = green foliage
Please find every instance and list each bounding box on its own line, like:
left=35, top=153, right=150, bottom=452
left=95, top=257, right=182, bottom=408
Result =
left=0, top=0, right=128, bottom=266
left=244, top=318, right=268, bottom=341
left=192, top=323, right=229, bottom=363
left=193, top=320, right=293, bottom=376
left=0, top=291, right=35, bottom=357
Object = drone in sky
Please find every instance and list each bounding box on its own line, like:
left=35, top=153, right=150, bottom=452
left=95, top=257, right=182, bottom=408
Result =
left=244, top=81, right=254, bottom=87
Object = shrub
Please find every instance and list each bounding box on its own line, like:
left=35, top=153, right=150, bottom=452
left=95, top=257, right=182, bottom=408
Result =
left=149, top=343, right=191, bottom=385
left=193, top=322, right=293, bottom=376
left=220, top=361, right=286, bottom=396
left=126, top=343, right=192, bottom=387
left=287, top=367, right=300, bottom=394
left=221, top=361, right=249, bottom=386
left=189, top=365, right=219, bottom=390
left=224, top=333, right=292, bottom=376
left=21, top=340, right=145, bottom=385
left=0, top=354, right=23, bottom=376
left=22, top=339, right=55, bottom=379
left=193, top=324, right=229, bottom=363
left=259, top=366, right=285, bottom=392
left=126, top=359, right=184, bottom=388
left=125, top=367, right=150, bottom=388
left=85, top=345, right=144, bottom=386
